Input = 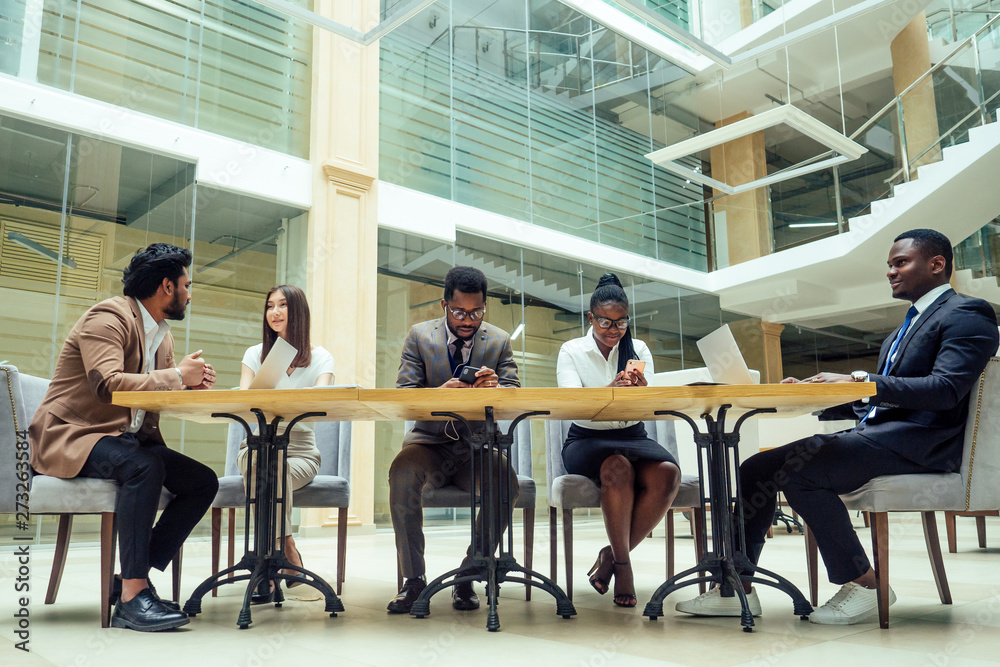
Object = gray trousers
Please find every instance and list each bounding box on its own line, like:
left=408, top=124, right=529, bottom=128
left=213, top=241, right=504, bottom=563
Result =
left=389, top=428, right=519, bottom=579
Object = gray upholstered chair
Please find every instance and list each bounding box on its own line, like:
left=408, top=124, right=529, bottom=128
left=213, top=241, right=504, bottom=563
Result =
left=806, top=356, right=1000, bottom=628
left=211, top=420, right=352, bottom=594
left=395, top=419, right=536, bottom=599
left=0, top=364, right=179, bottom=628
left=545, top=419, right=705, bottom=599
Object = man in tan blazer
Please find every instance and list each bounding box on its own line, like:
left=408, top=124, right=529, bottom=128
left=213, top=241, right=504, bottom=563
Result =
left=387, top=266, right=520, bottom=614
left=29, top=243, right=218, bottom=632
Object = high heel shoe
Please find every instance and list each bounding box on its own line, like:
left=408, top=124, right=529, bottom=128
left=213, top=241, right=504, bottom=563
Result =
left=283, top=543, right=306, bottom=588
left=587, top=546, right=613, bottom=595
left=612, top=561, right=637, bottom=608
left=286, top=554, right=306, bottom=588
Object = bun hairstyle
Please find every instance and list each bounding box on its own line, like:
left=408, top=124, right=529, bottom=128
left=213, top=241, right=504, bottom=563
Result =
left=590, top=272, right=636, bottom=374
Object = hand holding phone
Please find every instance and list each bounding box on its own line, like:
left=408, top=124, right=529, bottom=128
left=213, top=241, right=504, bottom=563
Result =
left=625, top=359, right=645, bottom=375
left=457, top=365, right=479, bottom=385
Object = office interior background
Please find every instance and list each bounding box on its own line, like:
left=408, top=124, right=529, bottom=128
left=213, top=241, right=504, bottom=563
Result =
left=1, top=0, right=999, bottom=537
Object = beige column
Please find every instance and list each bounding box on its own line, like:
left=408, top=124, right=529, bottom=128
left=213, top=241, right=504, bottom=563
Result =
left=891, top=12, right=940, bottom=172
left=728, top=318, right=784, bottom=384
left=299, top=0, right=379, bottom=534
left=710, top=112, right=771, bottom=266
left=738, top=0, right=755, bottom=29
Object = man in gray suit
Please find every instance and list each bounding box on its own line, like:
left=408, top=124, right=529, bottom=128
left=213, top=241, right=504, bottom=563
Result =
left=387, top=266, right=520, bottom=614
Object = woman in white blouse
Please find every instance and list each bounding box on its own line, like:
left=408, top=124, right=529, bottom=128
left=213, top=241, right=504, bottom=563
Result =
left=239, top=285, right=334, bottom=592
left=556, top=273, right=681, bottom=608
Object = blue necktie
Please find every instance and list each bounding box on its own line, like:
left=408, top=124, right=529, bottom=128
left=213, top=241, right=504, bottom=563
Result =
left=882, top=305, right=918, bottom=375
left=862, top=305, right=918, bottom=423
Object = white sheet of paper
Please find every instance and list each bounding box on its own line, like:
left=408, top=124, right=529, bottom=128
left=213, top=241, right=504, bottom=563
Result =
left=248, top=337, right=298, bottom=390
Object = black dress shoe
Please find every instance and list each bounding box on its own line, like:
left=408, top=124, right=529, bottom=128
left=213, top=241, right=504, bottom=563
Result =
left=452, top=581, right=480, bottom=611
left=111, top=576, right=181, bottom=612
left=387, top=577, right=426, bottom=614
left=111, top=590, right=189, bottom=632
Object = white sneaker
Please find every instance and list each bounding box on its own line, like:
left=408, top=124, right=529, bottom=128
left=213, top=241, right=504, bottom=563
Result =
left=675, top=586, right=762, bottom=617
left=809, top=582, right=896, bottom=625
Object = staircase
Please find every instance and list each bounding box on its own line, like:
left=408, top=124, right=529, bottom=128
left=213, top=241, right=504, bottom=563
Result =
left=712, top=118, right=1000, bottom=327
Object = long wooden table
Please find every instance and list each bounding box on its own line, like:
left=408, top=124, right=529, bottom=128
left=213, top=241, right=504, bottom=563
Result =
left=114, top=383, right=874, bottom=631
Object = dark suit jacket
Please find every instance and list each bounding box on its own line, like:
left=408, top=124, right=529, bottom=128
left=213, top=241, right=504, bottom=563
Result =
left=397, top=317, right=520, bottom=445
left=853, top=288, right=998, bottom=471
left=29, top=296, right=183, bottom=478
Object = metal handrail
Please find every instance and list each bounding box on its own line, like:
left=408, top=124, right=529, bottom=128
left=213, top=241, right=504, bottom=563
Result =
left=849, top=11, right=1000, bottom=143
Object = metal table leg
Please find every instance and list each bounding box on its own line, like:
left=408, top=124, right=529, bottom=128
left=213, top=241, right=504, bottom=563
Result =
left=409, top=407, right=576, bottom=631
left=183, top=408, right=345, bottom=628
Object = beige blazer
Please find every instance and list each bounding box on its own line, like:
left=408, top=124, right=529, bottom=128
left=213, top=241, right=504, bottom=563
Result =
left=29, top=296, right=184, bottom=478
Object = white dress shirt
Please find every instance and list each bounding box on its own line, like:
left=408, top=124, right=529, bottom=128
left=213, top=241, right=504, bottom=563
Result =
left=128, top=301, right=170, bottom=433
left=556, top=327, right=654, bottom=430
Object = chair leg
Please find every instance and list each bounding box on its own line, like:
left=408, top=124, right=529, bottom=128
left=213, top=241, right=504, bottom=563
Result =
left=692, top=507, right=706, bottom=594
left=211, top=508, right=221, bottom=598
left=227, top=508, right=236, bottom=577
left=337, top=507, right=348, bottom=595
left=665, top=510, right=674, bottom=580
left=945, top=511, right=958, bottom=554
left=523, top=508, right=534, bottom=601
left=977, top=516, right=988, bottom=549
left=804, top=523, right=819, bottom=607
left=562, top=509, right=574, bottom=601
left=45, top=515, right=73, bottom=605
left=862, top=511, right=870, bottom=528
left=171, top=547, right=183, bottom=603
left=100, top=513, right=118, bottom=629
left=549, top=507, right=558, bottom=584
left=921, top=511, right=952, bottom=605
left=869, top=511, right=890, bottom=629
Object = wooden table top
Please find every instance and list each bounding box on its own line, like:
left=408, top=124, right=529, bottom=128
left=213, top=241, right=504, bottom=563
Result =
left=596, top=383, right=875, bottom=422
left=112, top=383, right=874, bottom=424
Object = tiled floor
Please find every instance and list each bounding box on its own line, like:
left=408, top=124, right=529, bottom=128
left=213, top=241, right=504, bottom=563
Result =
left=2, top=512, right=999, bottom=666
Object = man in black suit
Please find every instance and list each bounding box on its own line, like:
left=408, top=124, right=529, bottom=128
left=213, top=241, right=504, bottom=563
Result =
left=677, top=229, right=999, bottom=624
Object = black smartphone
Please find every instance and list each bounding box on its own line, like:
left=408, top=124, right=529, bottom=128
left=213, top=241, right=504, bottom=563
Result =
left=458, top=365, right=479, bottom=385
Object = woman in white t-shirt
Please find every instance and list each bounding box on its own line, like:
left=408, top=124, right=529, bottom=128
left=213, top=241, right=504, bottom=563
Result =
left=555, top=273, right=681, bottom=608
left=238, top=284, right=334, bottom=588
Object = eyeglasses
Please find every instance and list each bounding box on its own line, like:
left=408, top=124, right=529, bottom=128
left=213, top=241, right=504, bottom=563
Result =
left=594, top=316, right=629, bottom=330
left=447, top=306, right=486, bottom=321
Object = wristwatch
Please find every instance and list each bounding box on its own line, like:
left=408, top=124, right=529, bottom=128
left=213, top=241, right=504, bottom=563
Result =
left=174, top=368, right=184, bottom=385
left=851, top=370, right=870, bottom=382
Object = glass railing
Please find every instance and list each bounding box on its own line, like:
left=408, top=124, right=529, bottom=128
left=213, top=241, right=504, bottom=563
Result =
left=765, top=12, right=1000, bottom=254
left=955, top=218, right=1000, bottom=279
left=926, top=0, right=998, bottom=43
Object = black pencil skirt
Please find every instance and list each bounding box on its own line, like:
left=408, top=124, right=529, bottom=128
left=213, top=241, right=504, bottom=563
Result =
left=562, top=422, right=678, bottom=484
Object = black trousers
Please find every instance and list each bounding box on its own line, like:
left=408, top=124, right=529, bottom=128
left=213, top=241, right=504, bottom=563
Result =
left=739, top=431, right=936, bottom=585
left=78, top=433, right=218, bottom=579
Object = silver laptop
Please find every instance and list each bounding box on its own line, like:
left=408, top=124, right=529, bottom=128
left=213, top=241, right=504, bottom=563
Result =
left=695, top=324, right=757, bottom=385
left=247, top=337, right=298, bottom=390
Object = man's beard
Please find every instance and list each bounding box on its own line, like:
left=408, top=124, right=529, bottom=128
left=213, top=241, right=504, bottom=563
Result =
left=164, top=291, right=187, bottom=321
left=446, top=320, right=479, bottom=341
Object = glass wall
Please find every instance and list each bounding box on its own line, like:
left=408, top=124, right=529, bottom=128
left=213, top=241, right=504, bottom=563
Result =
left=0, top=112, right=305, bottom=541
left=379, top=0, right=711, bottom=270
left=373, top=226, right=733, bottom=521
left=0, top=0, right=313, bottom=157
